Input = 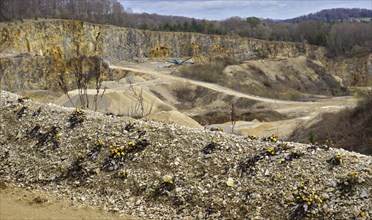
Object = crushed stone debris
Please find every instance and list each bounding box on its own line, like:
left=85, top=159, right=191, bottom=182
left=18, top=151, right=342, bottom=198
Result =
left=0, top=90, right=371, bottom=219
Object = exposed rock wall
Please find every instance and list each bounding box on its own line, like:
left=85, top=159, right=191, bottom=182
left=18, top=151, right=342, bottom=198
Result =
left=0, top=54, right=53, bottom=91
left=322, top=55, right=372, bottom=87
left=0, top=19, right=370, bottom=92
left=0, top=53, right=129, bottom=91
left=0, top=20, right=323, bottom=62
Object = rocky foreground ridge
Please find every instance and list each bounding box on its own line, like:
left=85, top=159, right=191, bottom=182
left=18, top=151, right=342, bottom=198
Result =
left=0, top=90, right=371, bottom=219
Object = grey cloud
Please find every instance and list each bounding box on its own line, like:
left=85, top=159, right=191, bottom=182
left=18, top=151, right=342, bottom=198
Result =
left=119, top=0, right=371, bottom=20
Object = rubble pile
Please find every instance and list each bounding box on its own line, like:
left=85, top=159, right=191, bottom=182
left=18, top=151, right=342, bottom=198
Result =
left=0, top=90, right=371, bottom=219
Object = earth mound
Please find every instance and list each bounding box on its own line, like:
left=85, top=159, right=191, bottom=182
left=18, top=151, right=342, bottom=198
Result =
left=0, top=90, right=371, bottom=219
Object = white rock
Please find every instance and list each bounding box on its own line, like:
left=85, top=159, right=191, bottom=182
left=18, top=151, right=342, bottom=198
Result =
left=360, top=189, right=368, bottom=198
left=226, top=178, right=234, bottom=187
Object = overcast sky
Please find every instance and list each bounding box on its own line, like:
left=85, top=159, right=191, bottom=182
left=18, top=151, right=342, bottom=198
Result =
left=118, top=0, right=371, bottom=20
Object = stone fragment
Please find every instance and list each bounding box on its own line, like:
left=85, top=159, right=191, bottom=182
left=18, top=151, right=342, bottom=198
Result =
left=226, top=178, right=234, bottom=187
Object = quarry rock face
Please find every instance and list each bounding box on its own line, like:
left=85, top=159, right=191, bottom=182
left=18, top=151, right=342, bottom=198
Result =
left=0, top=20, right=320, bottom=61
left=323, top=55, right=372, bottom=87
left=0, top=53, right=53, bottom=91
left=0, top=19, right=370, bottom=92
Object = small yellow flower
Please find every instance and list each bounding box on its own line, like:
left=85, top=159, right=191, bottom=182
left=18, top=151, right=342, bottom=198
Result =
left=349, top=172, right=358, bottom=178
left=267, top=147, right=275, bottom=155
left=314, top=195, right=323, bottom=203
left=96, top=140, right=104, bottom=146
left=164, top=179, right=173, bottom=184
left=56, top=133, right=63, bottom=137
left=361, top=211, right=366, bottom=217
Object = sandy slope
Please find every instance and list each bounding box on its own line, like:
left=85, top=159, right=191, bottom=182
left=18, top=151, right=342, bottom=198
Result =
left=109, top=64, right=296, bottom=104
left=0, top=183, right=132, bottom=220
left=108, top=62, right=357, bottom=138
left=45, top=61, right=357, bottom=137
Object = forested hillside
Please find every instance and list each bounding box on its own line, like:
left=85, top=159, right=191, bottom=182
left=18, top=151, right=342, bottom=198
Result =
left=284, top=8, right=371, bottom=22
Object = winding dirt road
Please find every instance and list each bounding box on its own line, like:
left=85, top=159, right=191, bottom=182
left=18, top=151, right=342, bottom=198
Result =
left=109, top=62, right=357, bottom=138
left=109, top=63, right=356, bottom=113
left=109, top=64, right=296, bottom=104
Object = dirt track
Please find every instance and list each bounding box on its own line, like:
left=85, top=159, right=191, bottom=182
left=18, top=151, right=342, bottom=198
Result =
left=109, top=62, right=357, bottom=138
left=109, top=63, right=356, bottom=110
left=109, top=64, right=296, bottom=104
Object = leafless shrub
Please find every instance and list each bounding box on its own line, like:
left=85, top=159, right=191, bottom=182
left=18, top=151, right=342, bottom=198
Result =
left=262, top=79, right=272, bottom=88
left=128, top=83, right=154, bottom=119
left=57, top=56, right=109, bottom=110
left=170, top=82, right=195, bottom=103
left=91, top=56, right=109, bottom=111
left=177, top=62, right=226, bottom=83
left=230, top=102, right=236, bottom=133
left=57, top=73, right=75, bottom=108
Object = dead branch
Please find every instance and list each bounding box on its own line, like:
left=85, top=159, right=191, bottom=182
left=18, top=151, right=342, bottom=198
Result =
left=57, top=73, right=75, bottom=108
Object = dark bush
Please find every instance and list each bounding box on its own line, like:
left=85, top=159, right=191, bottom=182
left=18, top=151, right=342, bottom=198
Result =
left=177, top=62, right=226, bottom=83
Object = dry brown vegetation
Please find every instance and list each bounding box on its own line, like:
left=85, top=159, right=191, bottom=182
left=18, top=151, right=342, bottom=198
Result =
left=289, top=92, right=372, bottom=155
left=176, top=56, right=238, bottom=83
left=170, top=82, right=197, bottom=103
left=176, top=56, right=348, bottom=100
left=177, top=62, right=226, bottom=84
left=192, top=109, right=287, bottom=125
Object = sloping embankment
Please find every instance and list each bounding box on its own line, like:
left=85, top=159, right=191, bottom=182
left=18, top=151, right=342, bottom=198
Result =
left=0, top=90, right=371, bottom=219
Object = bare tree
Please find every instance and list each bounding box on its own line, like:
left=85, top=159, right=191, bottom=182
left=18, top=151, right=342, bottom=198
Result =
left=70, top=57, right=87, bottom=109
left=57, top=73, right=75, bottom=108
left=230, top=102, right=236, bottom=133
left=52, top=49, right=76, bottom=108
left=128, top=82, right=154, bottom=118
left=57, top=56, right=109, bottom=110
left=91, top=56, right=109, bottom=111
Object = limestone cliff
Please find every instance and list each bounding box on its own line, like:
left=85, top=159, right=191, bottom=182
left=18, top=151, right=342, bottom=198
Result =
left=322, top=55, right=372, bottom=87
left=0, top=20, right=322, bottom=62
left=0, top=19, right=370, bottom=91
